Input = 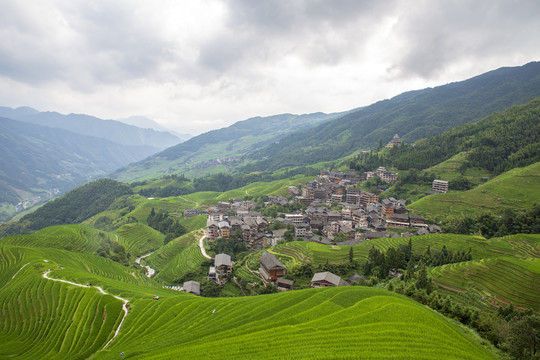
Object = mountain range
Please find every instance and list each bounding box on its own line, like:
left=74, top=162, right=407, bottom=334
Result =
left=0, top=108, right=185, bottom=222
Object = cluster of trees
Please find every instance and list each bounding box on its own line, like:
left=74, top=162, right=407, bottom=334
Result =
left=138, top=184, right=191, bottom=198
left=96, top=236, right=130, bottom=266
left=260, top=202, right=306, bottom=218
left=192, top=167, right=319, bottom=193
left=207, top=234, right=248, bottom=261
left=444, top=205, right=540, bottom=238
left=146, top=208, right=187, bottom=244
left=363, top=240, right=471, bottom=280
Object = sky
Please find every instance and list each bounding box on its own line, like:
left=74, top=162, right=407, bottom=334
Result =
left=1, top=0, right=539, bottom=136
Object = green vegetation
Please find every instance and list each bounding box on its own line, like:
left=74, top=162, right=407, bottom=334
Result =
left=0, top=179, right=132, bottom=236
left=245, top=62, right=540, bottom=172
left=409, top=162, right=540, bottom=221
left=145, top=231, right=207, bottom=284
left=112, top=112, right=343, bottom=182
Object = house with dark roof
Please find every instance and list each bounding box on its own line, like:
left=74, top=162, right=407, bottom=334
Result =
left=276, top=278, right=294, bottom=290
left=259, top=252, right=286, bottom=283
left=183, top=281, right=200, bottom=296
left=209, top=253, right=233, bottom=285
left=311, top=271, right=349, bottom=287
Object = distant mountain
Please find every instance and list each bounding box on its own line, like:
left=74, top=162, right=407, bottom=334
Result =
left=245, top=62, right=540, bottom=171
left=0, top=117, right=158, bottom=222
left=117, top=115, right=192, bottom=141
left=111, top=111, right=350, bottom=182
left=0, top=107, right=182, bottom=151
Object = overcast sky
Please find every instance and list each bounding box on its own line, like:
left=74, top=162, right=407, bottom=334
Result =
left=1, top=0, right=539, bottom=135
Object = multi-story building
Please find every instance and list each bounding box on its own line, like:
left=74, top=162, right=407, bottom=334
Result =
left=432, top=180, right=449, bottom=193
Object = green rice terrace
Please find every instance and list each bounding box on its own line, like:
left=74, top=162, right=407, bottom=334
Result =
left=0, top=186, right=538, bottom=358
left=269, top=233, right=540, bottom=312
left=0, top=242, right=496, bottom=360
left=2, top=226, right=538, bottom=359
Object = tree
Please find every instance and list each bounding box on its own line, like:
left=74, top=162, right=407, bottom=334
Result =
left=349, top=247, right=354, bottom=263
left=200, top=280, right=221, bottom=297
left=506, top=315, right=540, bottom=359
left=415, top=264, right=433, bottom=294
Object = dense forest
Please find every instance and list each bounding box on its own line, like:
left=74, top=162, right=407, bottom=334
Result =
left=0, top=179, right=132, bottom=236
left=244, top=62, right=540, bottom=172
left=388, top=98, right=540, bottom=173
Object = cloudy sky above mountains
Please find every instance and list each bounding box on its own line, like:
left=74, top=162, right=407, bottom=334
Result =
left=1, top=0, right=539, bottom=135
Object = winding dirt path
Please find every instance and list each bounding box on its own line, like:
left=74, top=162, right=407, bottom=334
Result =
left=135, top=252, right=156, bottom=277
left=198, top=233, right=211, bottom=260
left=43, top=267, right=129, bottom=350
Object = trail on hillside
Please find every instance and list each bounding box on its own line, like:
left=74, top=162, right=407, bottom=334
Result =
left=135, top=252, right=156, bottom=277
left=198, top=232, right=211, bottom=259
left=42, top=267, right=129, bottom=350
left=179, top=196, right=198, bottom=207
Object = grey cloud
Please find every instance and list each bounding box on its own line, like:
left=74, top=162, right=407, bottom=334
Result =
left=197, top=0, right=397, bottom=73
left=392, top=0, right=540, bottom=78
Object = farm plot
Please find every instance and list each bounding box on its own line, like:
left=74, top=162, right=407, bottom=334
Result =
left=116, top=223, right=164, bottom=255
left=432, top=257, right=540, bottom=311
left=99, top=287, right=496, bottom=359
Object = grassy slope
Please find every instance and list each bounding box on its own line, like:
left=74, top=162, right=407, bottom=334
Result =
left=271, top=234, right=540, bottom=312
left=97, top=286, right=495, bottom=360
left=0, top=226, right=499, bottom=359
left=408, top=162, right=540, bottom=221
left=145, top=230, right=207, bottom=284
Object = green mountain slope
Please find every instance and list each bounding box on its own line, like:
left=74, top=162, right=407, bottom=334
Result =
left=0, top=117, right=155, bottom=222
left=111, top=111, right=348, bottom=182
left=0, top=241, right=496, bottom=359
left=247, top=61, right=540, bottom=171
left=407, top=162, right=540, bottom=221
left=389, top=97, right=540, bottom=173
left=0, top=179, right=132, bottom=235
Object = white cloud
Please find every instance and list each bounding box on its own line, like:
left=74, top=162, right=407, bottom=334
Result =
left=0, top=0, right=539, bottom=135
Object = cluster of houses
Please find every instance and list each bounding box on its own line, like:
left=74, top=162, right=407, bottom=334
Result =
left=258, top=251, right=348, bottom=290
left=201, top=167, right=443, bottom=249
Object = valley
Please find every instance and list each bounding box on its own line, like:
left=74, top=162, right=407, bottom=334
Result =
left=0, top=63, right=539, bottom=359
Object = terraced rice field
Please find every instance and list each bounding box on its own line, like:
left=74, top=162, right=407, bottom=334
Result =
left=431, top=257, right=540, bottom=311
left=271, top=233, right=540, bottom=266
left=0, top=247, right=127, bottom=359
left=145, top=231, right=207, bottom=284
left=1, top=229, right=500, bottom=359
left=1, top=225, right=109, bottom=253
left=116, top=223, right=164, bottom=255
left=98, top=287, right=495, bottom=359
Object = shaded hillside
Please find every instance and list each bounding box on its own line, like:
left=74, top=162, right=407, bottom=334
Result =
left=408, top=162, right=540, bottom=221
left=111, top=111, right=349, bottom=182
left=0, top=179, right=132, bottom=235
left=0, top=106, right=181, bottom=150
left=0, top=117, right=153, bottom=221
left=246, top=61, right=540, bottom=171
left=389, top=97, right=540, bottom=173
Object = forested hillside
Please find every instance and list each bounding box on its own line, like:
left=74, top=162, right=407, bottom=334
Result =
left=388, top=98, right=540, bottom=173
left=111, top=111, right=348, bottom=182
left=1, top=179, right=132, bottom=235
left=246, top=62, right=540, bottom=172
left=0, top=117, right=155, bottom=222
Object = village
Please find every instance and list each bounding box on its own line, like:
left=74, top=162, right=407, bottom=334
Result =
left=177, top=153, right=450, bottom=295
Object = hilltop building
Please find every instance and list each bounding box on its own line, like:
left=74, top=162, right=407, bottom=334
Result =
left=311, top=271, right=349, bottom=287
left=432, top=179, right=449, bottom=193
left=386, top=134, right=402, bottom=147
left=182, top=281, right=200, bottom=296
